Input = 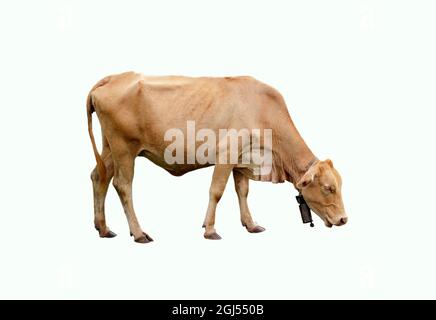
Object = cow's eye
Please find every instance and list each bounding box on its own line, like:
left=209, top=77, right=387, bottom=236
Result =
left=323, top=185, right=336, bottom=194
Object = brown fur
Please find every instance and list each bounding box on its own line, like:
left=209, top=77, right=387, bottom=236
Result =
left=87, top=71, right=347, bottom=242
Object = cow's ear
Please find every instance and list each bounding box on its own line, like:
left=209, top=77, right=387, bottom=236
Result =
left=297, top=176, right=312, bottom=189
left=297, top=164, right=320, bottom=189
left=297, top=171, right=316, bottom=189
left=325, top=159, right=334, bottom=168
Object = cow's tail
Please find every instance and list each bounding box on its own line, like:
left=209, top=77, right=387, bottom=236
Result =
left=87, top=91, right=106, bottom=182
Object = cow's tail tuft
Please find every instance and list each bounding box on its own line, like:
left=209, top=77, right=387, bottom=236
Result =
left=87, top=92, right=106, bottom=182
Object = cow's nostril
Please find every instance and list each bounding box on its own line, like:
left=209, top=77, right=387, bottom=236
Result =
left=340, top=217, right=348, bottom=225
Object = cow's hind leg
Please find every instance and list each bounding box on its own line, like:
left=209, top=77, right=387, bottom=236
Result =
left=233, top=169, right=265, bottom=233
left=202, top=165, right=233, bottom=240
left=111, top=144, right=153, bottom=244
left=91, top=137, right=116, bottom=238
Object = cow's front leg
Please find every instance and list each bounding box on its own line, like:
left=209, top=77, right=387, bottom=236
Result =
left=202, top=164, right=234, bottom=240
left=112, top=150, right=153, bottom=244
left=233, top=170, right=265, bottom=233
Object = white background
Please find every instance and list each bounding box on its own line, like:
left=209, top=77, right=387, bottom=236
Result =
left=0, top=0, right=435, bottom=299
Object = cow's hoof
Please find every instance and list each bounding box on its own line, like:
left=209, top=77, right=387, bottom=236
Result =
left=204, top=232, right=222, bottom=240
left=246, top=225, right=265, bottom=233
left=101, top=230, right=117, bottom=238
left=96, top=226, right=117, bottom=238
left=134, top=232, right=153, bottom=244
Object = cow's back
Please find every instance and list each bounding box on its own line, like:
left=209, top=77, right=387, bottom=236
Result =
left=90, top=72, right=281, bottom=175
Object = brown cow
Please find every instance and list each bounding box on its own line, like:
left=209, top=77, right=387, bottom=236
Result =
left=87, top=71, right=347, bottom=243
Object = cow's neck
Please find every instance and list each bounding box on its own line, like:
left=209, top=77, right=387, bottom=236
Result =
left=275, top=119, right=317, bottom=185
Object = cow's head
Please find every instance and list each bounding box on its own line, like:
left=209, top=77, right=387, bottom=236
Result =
left=296, top=159, right=347, bottom=227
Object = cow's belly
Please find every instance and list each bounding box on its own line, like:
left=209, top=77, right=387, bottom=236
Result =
left=138, top=149, right=214, bottom=176
left=137, top=137, right=268, bottom=179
